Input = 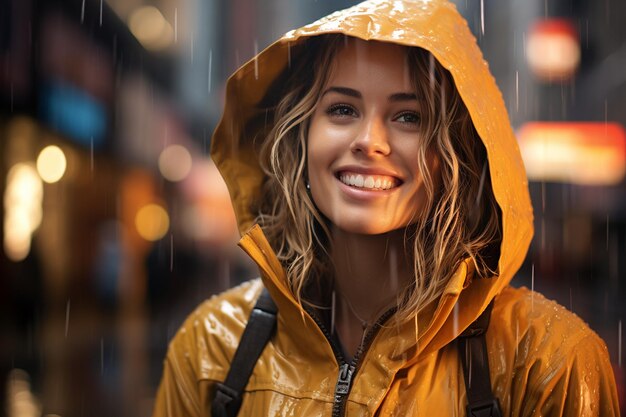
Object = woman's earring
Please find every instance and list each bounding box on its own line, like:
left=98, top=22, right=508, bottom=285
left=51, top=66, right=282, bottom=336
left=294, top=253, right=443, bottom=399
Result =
left=306, top=182, right=311, bottom=190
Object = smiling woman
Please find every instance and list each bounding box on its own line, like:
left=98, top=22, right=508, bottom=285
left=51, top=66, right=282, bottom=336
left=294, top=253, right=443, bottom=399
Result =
left=153, top=1, right=619, bottom=416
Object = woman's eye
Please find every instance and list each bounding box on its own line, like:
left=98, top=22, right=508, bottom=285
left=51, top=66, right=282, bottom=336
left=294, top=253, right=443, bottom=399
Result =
left=395, top=111, right=420, bottom=125
left=327, top=104, right=358, bottom=118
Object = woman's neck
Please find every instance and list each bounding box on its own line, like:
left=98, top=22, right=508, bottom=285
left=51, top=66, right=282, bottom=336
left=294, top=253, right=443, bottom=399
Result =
left=328, top=227, right=413, bottom=358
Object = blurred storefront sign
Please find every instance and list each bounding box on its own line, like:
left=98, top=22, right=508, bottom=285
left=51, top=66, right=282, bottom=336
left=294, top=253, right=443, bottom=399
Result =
left=526, top=19, right=580, bottom=81
left=39, top=11, right=113, bottom=149
left=518, top=122, right=626, bottom=185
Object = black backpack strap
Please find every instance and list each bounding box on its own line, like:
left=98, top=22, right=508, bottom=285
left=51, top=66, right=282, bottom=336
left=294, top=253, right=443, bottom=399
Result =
left=457, top=300, right=502, bottom=417
left=211, top=287, right=277, bottom=417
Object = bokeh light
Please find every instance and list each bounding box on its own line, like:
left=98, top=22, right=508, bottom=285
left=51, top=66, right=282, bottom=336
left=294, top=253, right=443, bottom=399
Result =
left=158, top=144, right=192, bottom=182
left=128, top=6, right=174, bottom=51
left=36, top=145, right=67, bottom=183
left=526, top=19, right=580, bottom=80
left=6, top=369, right=41, bottom=417
left=134, top=203, right=169, bottom=241
left=518, top=122, right=626, bottom=185
left=3, top=163, right=43, bottom=262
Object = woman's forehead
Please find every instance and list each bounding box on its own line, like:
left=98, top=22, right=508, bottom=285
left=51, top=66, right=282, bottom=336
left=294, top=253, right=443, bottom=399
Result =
left=326, top=38, right=412, bottom=91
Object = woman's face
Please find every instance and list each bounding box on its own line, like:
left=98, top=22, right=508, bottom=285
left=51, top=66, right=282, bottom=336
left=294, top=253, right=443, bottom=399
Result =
left=307, top=39, right=438, bottom=235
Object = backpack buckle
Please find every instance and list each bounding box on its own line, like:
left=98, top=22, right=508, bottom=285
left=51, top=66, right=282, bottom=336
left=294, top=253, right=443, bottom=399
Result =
left=466, top=398, right=503, bottom=417
left=212, top=383, right=242, bottom=417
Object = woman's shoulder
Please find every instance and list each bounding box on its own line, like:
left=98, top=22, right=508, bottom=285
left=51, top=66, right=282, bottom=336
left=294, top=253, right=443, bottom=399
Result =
left=492, top=285, right=604, bottom=346
left=188, top=278, right=265, bottom=327
left=488, top=286, right=618, bottom=414
left=164, top=278, right=265, bottom=382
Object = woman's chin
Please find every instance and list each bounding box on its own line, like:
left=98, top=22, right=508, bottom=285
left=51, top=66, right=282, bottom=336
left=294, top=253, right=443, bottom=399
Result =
left=329, top=219, right=405, bottom=236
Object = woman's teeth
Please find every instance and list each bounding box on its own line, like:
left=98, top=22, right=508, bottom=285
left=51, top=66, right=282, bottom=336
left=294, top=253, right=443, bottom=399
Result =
left=338, top=173, right=397, bottom=190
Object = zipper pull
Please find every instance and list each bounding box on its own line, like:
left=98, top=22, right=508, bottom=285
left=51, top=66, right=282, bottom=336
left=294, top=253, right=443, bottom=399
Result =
left=334, top=363, right=355, bottom=397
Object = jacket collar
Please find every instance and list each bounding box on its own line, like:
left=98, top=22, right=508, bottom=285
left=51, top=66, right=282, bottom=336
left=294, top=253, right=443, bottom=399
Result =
left=238, top=223, right=477, bottom=364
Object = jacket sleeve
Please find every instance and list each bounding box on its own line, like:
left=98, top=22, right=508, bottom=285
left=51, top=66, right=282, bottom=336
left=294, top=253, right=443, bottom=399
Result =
left=521, top=332, right=620, bottom=417
left=151, top=310, right=221, bottom=417
left=152, top=330, right=209, bottom=417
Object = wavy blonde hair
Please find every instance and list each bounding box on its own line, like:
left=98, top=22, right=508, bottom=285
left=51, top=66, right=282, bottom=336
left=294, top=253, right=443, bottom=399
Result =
left=253, top=35, right=501, bottom=321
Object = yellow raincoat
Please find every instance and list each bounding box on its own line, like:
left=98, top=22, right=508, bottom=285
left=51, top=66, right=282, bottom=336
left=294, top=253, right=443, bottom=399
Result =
left=153, top=0, right=620, bottom=415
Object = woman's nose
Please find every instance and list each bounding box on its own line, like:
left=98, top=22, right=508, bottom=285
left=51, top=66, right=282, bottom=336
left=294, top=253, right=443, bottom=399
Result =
left=349, top=115, right=391, bottom=157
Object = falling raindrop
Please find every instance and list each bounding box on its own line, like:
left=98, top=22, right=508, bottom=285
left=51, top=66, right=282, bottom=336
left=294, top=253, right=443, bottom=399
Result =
left=606, top=215, right=610, bottom=251
left=99, top=0, right=103, bottom=26
left=515, top=70, right=519, bottom=112
left=541, top=181, right=546, bottom=251
left=208, top=49, right=213, bottom=93
left=619, top=320, right=622, bottom=367
left=605, top=100, right=608, bottom=136
left=174, top=8, right=178, bottom=43
left=65, top=299, right=71, bottom=338
left=429, top=53, right=435, bottom=91
left=480, top=0, right=484, bottom=35
left=170, top=233, right=174, bottom=272
left=90, top=136, right=94, bottom=172
left=474, top=163, right=487, bottom=207
left=254, top=40, right=259, bottom=80
left=81, top=0, right=85, bottom=23
left=190, top=34, right=194, bottom=65
left=331, top=290, right=336, bottom=335
left=101, top=337, right=104, bottom=375
left=531, top=264, right=535, bottom=312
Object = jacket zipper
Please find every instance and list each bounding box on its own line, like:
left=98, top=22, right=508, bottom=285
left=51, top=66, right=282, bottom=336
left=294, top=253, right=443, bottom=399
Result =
left=305, top=306, right=396, bottom=417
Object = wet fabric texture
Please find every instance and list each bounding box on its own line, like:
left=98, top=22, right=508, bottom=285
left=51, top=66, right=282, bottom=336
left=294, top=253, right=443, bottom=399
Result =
left=153, top=0, right=619, bottom=415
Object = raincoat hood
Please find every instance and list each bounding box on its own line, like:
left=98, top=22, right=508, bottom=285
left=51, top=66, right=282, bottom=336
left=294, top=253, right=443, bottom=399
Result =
left=211, top=0, right=534, bottom=357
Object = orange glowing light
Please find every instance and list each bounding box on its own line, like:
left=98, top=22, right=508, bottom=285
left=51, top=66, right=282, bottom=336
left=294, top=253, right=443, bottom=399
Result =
left=526, top=19, right=580, bottom=80
left=518, top=122, right=626, bottom=185
left=135, top=203, right=169, bottom=241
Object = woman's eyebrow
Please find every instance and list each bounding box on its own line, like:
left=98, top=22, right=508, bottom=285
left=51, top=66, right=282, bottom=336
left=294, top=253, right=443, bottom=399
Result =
left=322, top=87, right=418, bottom=102
left=323, top=86, right=361, bottom=98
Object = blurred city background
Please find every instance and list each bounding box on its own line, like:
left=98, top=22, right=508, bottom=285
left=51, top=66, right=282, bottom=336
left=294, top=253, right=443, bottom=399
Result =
left=1, top=0, right=626, bottom=415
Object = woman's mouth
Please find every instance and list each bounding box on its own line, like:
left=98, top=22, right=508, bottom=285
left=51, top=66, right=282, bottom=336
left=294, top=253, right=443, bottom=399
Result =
left=337, top=171, right=401, bottom=191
